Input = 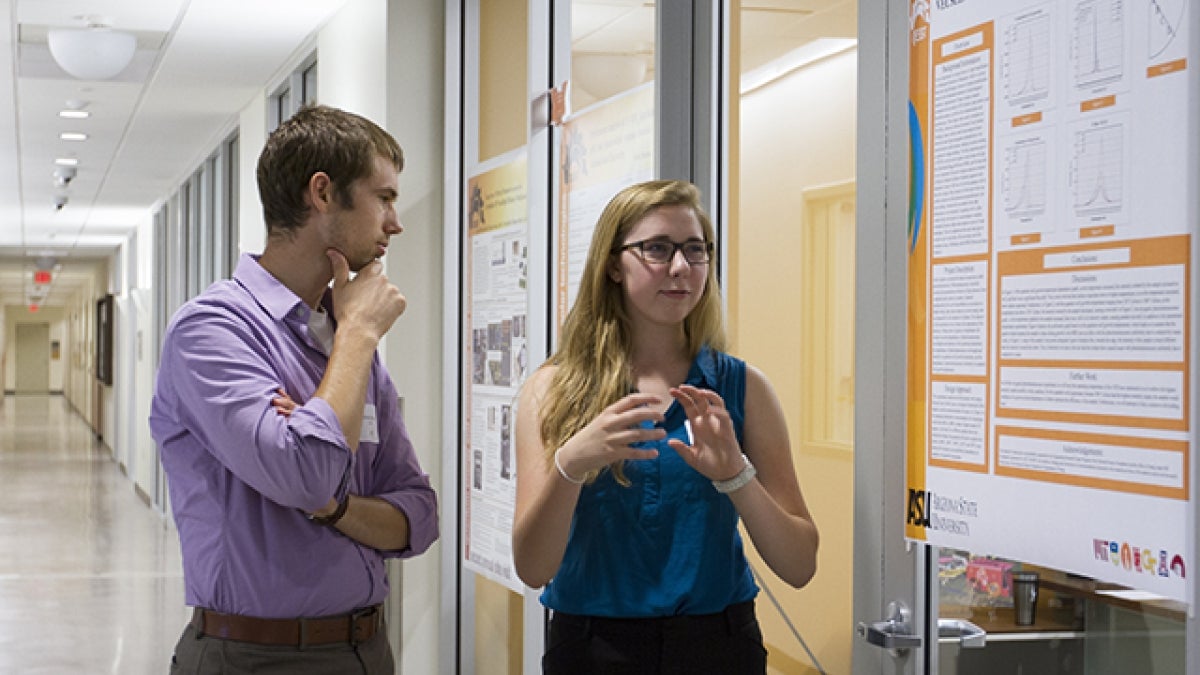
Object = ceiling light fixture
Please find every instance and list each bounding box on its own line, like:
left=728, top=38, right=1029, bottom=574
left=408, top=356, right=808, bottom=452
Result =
left=47, top=18, right=136, bottom=81
left=59, top=110, right=90, bottom=119
left=55, top=157, right=79, bottom=167
left=60, top=132, right=89, bottom=141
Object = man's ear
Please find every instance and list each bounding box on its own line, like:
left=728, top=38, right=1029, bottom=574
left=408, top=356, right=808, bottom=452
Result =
left=307, top=172, right=333, bottom=213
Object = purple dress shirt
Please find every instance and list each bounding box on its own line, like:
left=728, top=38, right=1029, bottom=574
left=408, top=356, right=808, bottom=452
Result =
left=150, top=253, right=438, bottom=618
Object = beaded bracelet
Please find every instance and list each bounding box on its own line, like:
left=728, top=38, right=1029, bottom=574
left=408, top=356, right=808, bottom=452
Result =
left=554, top=448, right=586, bottom=485
left=712, top=454, right=757, bottom=494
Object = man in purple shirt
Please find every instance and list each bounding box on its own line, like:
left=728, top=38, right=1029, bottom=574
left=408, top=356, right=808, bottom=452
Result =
left=150, top=105, right=438, bottom=674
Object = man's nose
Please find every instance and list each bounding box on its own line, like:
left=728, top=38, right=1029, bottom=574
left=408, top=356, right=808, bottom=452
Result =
left=385, top=209, right=403, bottom=235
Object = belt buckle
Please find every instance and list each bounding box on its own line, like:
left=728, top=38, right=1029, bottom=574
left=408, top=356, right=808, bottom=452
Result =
left=349, top=606, right=378, bottom=646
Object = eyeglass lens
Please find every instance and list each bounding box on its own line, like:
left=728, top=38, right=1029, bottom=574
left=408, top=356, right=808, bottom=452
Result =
left=636, top=240, right=710, bottom=264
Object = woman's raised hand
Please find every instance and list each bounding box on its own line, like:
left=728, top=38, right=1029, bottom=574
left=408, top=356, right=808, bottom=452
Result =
left=668, top=385, right=745, bottom=481
left=555, top=393, right=667, bottom=480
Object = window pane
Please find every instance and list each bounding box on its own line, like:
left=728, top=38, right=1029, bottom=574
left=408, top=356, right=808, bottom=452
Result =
left=570, top=1, right=655, bottom=110
left=728, top=2, right=858, bottom=674
left=302, top=63, right=318, bottom=105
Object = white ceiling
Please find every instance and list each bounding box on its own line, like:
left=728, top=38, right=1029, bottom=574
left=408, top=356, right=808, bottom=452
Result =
left=1, top=0, right=853, bottom=312
left=1, top=0, right=350, bottom=310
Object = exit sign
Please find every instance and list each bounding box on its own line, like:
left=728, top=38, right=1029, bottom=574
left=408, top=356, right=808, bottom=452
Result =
left=33, top=270, right=51, bottom=284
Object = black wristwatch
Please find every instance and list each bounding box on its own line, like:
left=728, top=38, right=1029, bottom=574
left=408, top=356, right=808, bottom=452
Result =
left=309, top=495, right=350, bottom=527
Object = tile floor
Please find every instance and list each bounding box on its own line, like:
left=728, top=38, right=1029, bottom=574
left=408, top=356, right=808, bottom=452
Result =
left=0, top=395, right=186, bottom=674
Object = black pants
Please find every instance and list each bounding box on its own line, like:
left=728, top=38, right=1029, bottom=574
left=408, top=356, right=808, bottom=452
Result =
left=542, top=601, right=768, bottom=675
left=168, top=623, right=394, bottom=675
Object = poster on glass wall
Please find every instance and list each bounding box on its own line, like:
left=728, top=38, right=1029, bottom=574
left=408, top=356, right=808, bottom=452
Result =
left=556, top=83, right=654, bottom=328
left=906, top=0, right=1194, bottom=605
left=462, top=150, right=529, bottom=593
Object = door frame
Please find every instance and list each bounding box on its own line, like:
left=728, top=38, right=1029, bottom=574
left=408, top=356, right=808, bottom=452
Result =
left=852, top=0, right=924, bottom=673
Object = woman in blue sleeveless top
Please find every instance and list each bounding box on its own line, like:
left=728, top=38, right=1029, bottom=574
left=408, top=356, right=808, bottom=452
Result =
left=513, top=180, right=820, bottom=674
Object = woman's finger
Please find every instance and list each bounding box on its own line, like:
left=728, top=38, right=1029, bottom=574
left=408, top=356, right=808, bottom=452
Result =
left=669, top=387, right=700, bottom=415
left=609, top=426, right=666, bottom=446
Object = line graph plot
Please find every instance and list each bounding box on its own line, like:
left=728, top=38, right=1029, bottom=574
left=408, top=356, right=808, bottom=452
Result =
left=1003, top=139, right=1048, bottom=217
left=1148, top=0, right=1185, bottom=60
left=1073, top=0, right=1125, bottom=89
left=1072, top=124, right=1123, bottom=216
left=1003, top=12, right=1051, bottom=105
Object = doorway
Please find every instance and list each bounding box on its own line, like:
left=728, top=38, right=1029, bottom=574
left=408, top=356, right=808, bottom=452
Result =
left=15, top=323, right=51, bottom=393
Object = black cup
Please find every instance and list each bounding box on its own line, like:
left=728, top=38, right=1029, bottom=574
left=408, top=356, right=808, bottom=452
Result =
left=1012, top=571, right=1039, bottom=625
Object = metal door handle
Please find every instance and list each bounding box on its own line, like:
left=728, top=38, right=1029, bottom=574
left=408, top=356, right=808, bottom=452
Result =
left=937, top=618, right=986, bottom=648
left=856, top=601, right=922, bottom=654
left=857, top=620, right=923, bottom=649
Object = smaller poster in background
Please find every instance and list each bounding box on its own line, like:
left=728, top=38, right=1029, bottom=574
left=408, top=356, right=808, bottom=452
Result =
left=463, top=150, right=529, bottom=593
left=557, top=83, right=654, bottom=324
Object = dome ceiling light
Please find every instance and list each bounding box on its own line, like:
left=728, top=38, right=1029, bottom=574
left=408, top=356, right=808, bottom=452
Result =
left=47, top=18, right=136, bottom=81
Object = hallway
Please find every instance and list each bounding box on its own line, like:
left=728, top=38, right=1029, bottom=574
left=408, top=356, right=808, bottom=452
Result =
left=0, top=395, right=184, bottom=674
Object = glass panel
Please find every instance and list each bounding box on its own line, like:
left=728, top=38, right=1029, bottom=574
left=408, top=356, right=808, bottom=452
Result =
left=477, top=0, right=527, bottom=163
left=225, top=135, right=239, bottom=276
left=302, top=62, right=318, bottom=105
left=570, top=1, right=655, bottom=111
left=197, top=164, right=214, bottom=289
left=471, top=1, right=530, bottom=672
left=556, top=0, right=656, bottom=319
left=936, top=547, right=1187, bottom=674
left=188, top=177, right=202, bottom=297
left=729, top=1, right=857, bottom=674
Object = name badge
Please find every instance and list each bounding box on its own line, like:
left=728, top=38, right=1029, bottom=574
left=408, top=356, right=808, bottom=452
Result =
left=360, top=404, right=380, bottom=444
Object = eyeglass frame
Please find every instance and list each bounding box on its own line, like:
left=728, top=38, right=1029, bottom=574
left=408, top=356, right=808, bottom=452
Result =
left=611, top=237, right=714, bottom=265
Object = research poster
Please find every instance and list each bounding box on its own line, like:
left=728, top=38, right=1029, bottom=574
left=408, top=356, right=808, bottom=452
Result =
left=463, top=151, right=529, bottom=592
left=556, top=83, right=654, bottom=326
left=906, top=0, right=1193, bottom=603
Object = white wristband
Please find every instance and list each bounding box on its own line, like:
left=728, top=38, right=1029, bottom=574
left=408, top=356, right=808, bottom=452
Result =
left=554, top=448, right=585, bottom=485
left=712, top=454, right=756, bottom=494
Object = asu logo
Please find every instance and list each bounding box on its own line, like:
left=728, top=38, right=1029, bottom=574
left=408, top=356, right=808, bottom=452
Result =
left=910, top=0, right=931, bottom=44
left=907, top=488, right=931, bottom=528
left=909, top=0, right=931, bottom=31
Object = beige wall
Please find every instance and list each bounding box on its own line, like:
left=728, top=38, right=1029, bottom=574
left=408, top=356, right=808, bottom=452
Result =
left=4, top=306, right=65, bottom=393
left=732, top=48, right=858, bottom=675
left=478, top=0, right=528, bottom=164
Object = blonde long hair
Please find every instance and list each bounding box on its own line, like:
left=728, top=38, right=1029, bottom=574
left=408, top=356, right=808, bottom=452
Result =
left=539, top=180, right=726, bottom=484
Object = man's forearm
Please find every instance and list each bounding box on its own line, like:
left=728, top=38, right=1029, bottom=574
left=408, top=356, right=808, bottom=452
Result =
left=330, top=495, right=411, bottom=551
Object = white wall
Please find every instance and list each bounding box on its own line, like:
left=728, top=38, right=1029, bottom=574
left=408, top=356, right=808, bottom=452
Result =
left=384, top=2, right=444, bottom=672
left=318, top=1, right=446, bottom=669
left=318, top=0, right=387, bottom=124
left=238, top=98, right=268, bottom=258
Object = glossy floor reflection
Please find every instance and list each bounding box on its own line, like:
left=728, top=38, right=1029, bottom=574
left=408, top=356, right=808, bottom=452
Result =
left=0, top=394, right=185, bottom=674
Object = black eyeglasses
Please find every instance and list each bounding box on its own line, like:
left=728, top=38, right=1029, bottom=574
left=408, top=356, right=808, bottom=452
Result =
left=613, top=238, right=713, bottom=265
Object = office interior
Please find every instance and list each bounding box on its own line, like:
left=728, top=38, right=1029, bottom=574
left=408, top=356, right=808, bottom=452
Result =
left=1, top=1, right=1197, bottom=673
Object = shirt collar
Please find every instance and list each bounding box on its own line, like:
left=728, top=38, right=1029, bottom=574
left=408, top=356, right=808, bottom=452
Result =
left=233, top=253, right=333, bottom=322
left=686, top=345, right=719, bottom=389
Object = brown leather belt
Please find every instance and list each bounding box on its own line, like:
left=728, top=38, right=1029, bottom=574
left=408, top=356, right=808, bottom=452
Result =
left=191, top=605, right=383, bottom=647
